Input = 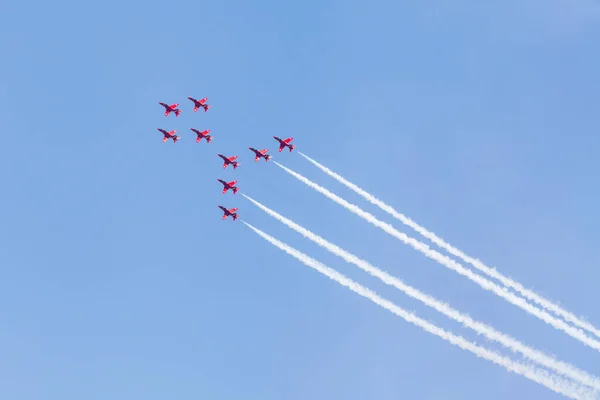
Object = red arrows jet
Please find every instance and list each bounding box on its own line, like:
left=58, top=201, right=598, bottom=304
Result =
left=191, top=128, right=212, bottom=143
left=249, top=147, right=271, bottom=162
left=219, top=205, right=239, bottom=221
left=188, top=96, right=211, bottom=112
left=218, top=179, right=239, bottom=194
left=157, top=128, right=180, bottom=143
left=274, top=136, right=295, bottom=152
left=218, top=154, right=240, bottom=169
left=159, top=102, right=181, bottom=117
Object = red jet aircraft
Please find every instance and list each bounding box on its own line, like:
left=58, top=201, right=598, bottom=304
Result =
left=218, top=179, right=239, bottom=194
left=188, top=96, right=211, bottom=112
left=159, top=102, right=181, bottom=117
left=274, top=136, right=295, bottom=152
left=219, top=205, right=239, bottom=221
left=249, top=147, right=271, bottom=162
left=191, top=128, right=212, bottom=143
left=218, top=154, right=240, bottom=169
left=157, top=128, right=180, bottom=143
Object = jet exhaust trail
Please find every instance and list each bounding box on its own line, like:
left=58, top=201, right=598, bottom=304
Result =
left=273, top=161, right=600, bottom=353
left=297, top=151, right=600, bottom=340
left=242, top=193, right=600, bottom=391
left=243, top=221, right=595, bottom=400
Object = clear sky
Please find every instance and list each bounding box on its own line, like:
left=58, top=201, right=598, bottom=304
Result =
left=1, top=0, right=600, bottom=399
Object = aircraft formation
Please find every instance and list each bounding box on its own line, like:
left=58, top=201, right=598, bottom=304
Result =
left=152, top=96, right=600, bottom=400
left=157, top=96, right=295, bottom=222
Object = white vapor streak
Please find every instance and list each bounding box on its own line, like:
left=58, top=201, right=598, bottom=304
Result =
left=242, top=193, right=600, bottom=391
left=273, top=161, right=600, bottom=352
left=243, top=221, right=594, bottom=400
left=298, top=151, right=600, bottom=340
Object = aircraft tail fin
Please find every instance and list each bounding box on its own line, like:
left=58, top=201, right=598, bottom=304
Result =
left=174, top=109, right=181, bottom=117
left=206, top=135, right=212, bottom=143
left=233, top=187, right=239, bottom=194
left=289, top=145, right=295, bottom=152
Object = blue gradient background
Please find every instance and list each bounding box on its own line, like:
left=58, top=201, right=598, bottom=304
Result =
left=1, top=1, right=599, bottom=399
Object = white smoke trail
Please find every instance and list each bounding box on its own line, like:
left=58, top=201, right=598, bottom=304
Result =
left=243, top=221, right=595, bottom=400
left=242, top=193, right=600, bottom=391
left=298, top=151, right=600, bottom=340
left=273, top=161, right=600, bottom=352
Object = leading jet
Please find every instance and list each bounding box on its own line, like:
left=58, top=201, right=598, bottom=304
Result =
left=159, top=102, right=181, bottom=117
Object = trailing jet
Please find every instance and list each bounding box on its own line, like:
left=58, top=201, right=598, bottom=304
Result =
left=249, top=147, right=271, bottom=162
left=191, top=128, right=212, bottom=143
left=219, top=205, right=239, bottom=221
left=218, top=154, right=240, bottom=169
left=188, top=96, right=211, bottom=112
left=218, top=179, right=239, bottom=194
left=157, top=128, right=179, bottom=143
left=159, top=102, right=181, bottom=117
left=274, top=136, right=295, bottom=152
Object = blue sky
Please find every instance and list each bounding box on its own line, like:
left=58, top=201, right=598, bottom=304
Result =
left=1, top=0, right=599, bottom=398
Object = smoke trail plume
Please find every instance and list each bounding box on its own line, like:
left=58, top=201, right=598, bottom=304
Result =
left=273, top=161, right=600, bottom=352
left=298, top=151, right=600, bottom=339
left=243, top=221, right=595, bottom=400
left=242, top=193, right=600, bottom=391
